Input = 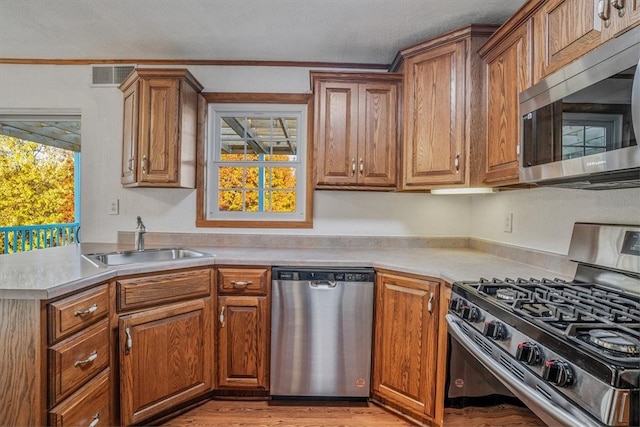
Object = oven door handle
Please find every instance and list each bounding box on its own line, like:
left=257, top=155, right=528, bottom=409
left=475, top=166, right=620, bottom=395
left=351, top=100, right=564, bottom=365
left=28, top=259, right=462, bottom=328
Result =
left=446, top=315, right=602, bottom=427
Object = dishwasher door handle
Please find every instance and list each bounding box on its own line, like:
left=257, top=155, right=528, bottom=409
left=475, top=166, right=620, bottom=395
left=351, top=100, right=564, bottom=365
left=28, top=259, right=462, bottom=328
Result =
left=309, top=280, right=337, bottom=288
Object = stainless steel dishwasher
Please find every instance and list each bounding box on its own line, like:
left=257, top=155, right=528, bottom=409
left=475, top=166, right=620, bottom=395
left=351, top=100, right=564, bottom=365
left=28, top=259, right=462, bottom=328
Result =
left=270, top=267, right=374, bottom=399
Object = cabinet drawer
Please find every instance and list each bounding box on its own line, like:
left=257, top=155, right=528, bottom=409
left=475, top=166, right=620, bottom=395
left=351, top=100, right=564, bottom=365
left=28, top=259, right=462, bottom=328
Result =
left=217, top=267, right=269, bottom=295
left=48, top=284, right=109, bottom=342
left=49, top=368, right=111, bottom=427
left=49, top=319, right=110, bottom=406
left=118, top=268, right=212, bottom=311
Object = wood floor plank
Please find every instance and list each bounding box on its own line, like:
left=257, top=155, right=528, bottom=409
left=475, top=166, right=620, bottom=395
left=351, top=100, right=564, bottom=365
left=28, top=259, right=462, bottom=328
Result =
left=162, top=400, right=546, bottom=426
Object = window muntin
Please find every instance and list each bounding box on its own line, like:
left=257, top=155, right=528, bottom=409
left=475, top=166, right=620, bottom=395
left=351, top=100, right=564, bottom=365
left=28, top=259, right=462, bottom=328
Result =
left=205, top=103, right=307, bottom=223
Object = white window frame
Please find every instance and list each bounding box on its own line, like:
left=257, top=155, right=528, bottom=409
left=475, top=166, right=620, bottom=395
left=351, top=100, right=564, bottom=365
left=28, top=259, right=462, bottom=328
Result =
left=197, top=93, right=313, bottom=229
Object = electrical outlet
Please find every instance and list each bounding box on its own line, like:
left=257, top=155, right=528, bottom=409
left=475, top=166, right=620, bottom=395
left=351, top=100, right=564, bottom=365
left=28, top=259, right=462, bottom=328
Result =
left=504, top=212, right=513, bottom=233
left=108, top=199, right=119, bottom=215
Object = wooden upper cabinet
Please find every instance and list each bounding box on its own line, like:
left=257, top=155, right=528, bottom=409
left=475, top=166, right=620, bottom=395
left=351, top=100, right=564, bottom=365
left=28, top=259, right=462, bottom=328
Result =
left=119, top=68, right=203, bottom=188
left=533, top=0, right=640, bottom=82
left=311, top=72, right=401, bottom=190
left=479, top=18, right=533, bottom=185
left=393, top=25, right=496, bottom=190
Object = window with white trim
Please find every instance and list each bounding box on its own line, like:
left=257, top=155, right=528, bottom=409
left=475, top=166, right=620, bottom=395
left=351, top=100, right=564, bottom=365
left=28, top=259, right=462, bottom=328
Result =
left=200, top=97, right=312, bottom=228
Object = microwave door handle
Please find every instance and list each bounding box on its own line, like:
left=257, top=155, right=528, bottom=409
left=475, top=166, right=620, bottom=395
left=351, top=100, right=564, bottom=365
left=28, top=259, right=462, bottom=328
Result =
left=632, top=60, right=640, bottom=138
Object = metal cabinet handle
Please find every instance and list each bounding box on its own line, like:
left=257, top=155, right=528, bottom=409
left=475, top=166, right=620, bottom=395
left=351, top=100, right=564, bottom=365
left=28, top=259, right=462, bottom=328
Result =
left=598, top=0, right=611, bottom=26
left=230, top=280, right=252, bottom=288
left=124, top=327, right=132, bottom=355
left=127, top=157, right=134, bottom=172
left=88, top=413, right=100, bottom=427
left=141, top=155, right=148, bottom=174
left=454, top=153, right=460, bottom=173
left=427, top=292, right=435, bottom=314
left=74, top=350, right=98, bottom=367
left=610, top=0, right=625, bottom=16
left=74, top=303, right=98, bottom=317
left=359, top=158, right=364, bottom=175
left=516, top=143, right=521, bottom=157
left=219, top=306, right=225, bottom=327
left=351, top=158, right=356, bottom=176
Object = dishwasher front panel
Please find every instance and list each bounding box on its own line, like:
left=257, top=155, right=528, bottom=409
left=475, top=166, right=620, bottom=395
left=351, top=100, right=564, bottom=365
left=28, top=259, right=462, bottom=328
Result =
left=270, top=268, right=374, bottom=398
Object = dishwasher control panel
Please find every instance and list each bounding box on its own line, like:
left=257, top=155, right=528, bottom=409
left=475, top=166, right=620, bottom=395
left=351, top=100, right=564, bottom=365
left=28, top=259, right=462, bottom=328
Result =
left=273, top=267, right=375, bottom=282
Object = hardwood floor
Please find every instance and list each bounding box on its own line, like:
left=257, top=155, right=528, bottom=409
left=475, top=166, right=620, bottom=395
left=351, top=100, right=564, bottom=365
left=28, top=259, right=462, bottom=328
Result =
left=162, top=400, right=546, bottom=426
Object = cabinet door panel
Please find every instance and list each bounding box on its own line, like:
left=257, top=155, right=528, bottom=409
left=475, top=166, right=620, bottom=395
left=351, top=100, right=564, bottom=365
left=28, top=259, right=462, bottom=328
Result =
left=534, top=0, right=602, bottom=81
left=373, top=273, right=439, bottom=418
left=315, top=82, right=359, bottom=185
left=139, top=78, right=180, bottom=184
left=359, top=83, right=398, bottom=187
left=217, top=295, right=268, bottom=389
left=483, top=22, right=531, bottom=183
left=119, top=299, right=212, bottom=426
left=121, top=81, right=139, bottom=185
left=403, top=42, right=465, bottom=186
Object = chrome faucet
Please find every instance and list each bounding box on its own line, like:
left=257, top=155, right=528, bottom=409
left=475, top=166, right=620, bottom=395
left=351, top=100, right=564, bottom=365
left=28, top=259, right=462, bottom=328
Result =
left=134, top=216, right=146, bottom=251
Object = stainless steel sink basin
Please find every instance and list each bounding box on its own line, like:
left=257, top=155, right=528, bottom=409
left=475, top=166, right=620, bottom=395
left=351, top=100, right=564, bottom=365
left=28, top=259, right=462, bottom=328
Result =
left=83, top=247, right=213, bottom=268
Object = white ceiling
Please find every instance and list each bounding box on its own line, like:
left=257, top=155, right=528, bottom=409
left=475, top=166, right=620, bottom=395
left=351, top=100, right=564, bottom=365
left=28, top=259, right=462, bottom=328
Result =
left=0, top=0, right=527, bottom=65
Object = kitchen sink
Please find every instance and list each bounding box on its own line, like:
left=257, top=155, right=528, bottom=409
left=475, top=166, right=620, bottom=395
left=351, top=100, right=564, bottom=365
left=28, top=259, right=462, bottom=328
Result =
left=83, top=247, right=213, bottom=268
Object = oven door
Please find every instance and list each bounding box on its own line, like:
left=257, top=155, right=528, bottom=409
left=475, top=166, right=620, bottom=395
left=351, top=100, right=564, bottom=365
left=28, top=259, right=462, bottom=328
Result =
left=446, top=334, right=516, bottom=405
left=446, top=314, right=603, bottom=427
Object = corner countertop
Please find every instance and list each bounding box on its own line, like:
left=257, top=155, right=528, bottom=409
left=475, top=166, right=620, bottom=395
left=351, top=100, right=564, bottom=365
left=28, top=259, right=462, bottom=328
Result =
left=0, top=242, right=575, bottom=300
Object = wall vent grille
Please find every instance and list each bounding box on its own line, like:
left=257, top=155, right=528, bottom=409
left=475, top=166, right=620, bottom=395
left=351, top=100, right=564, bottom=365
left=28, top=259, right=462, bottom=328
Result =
left=91, top=65, right=135, bottom=86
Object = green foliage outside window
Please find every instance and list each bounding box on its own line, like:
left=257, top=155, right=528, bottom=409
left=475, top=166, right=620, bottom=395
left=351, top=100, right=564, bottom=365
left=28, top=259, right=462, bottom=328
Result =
left=0, top=135, right=75, bottom=227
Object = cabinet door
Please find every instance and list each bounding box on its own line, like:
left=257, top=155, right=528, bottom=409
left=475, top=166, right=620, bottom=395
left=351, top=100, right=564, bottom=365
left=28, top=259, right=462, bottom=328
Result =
left=482, top=21, right=532, bottom=184
left=217, top=295, right=269, bottom=389
left=372, top=272, right=439, bottom=419
left=119, top=299, right=212, bottom=426
left=402, top=40, right=466, bottom=187
left=138, top=77, right=180, bottom=184
left=121, top=80, right=139, bottom=185
left=533, top=0, right=603, bottom=82
left=358, top=82, right=399, bottom=187
left=315, top=81, right=359, bottom=186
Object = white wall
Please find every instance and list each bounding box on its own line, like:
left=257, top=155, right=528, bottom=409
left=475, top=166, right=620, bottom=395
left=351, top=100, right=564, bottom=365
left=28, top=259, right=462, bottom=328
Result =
left=470, top=187, right=640, bottom=254
left=1, top=63, right=638, bottom=253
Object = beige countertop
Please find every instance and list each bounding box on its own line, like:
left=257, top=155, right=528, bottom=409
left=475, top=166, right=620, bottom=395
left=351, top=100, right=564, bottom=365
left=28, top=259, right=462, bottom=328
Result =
left=0, top=241, right=576, bottom=300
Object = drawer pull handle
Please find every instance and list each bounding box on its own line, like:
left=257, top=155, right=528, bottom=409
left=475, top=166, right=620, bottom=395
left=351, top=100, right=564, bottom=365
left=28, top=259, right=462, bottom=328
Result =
left=74, top=304, right=98, bottom=317
left=88, top=412, right=100, bottom=427
left=74, top=350, right=98, bottom=367
left=231, top=280, right=252, bottom=288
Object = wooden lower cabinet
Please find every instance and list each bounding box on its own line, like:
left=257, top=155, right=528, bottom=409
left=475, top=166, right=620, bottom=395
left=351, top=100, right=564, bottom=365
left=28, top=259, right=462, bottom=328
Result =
left=372, top=270, right=449, bottom=427
left=119, top=298, right=213, bottom=426
left=215, top=266, right=270, bottom=391
left=217, top=295, right=269, bottom=389
left=48, top=368, right=111, bottom=427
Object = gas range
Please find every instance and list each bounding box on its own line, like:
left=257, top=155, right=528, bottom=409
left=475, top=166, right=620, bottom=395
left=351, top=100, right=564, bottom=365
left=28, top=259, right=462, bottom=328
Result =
left=447, top=224, right=640, bottom=427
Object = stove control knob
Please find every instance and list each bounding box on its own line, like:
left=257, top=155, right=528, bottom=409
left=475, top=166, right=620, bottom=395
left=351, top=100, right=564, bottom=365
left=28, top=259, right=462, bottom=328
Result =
left=542, top=360, right=574, bottom=387
left=449, top=298, right=463, bottom=312
left=483, top=321, right=507, bottom=340
left=516, top=342, right=542, bottom=366
left=461, top=306, right=481, bottom=322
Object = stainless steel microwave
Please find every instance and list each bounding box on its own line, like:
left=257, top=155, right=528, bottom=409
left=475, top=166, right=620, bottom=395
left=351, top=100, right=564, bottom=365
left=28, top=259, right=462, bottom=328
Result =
left=519, top=26, right=640, bottom=189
